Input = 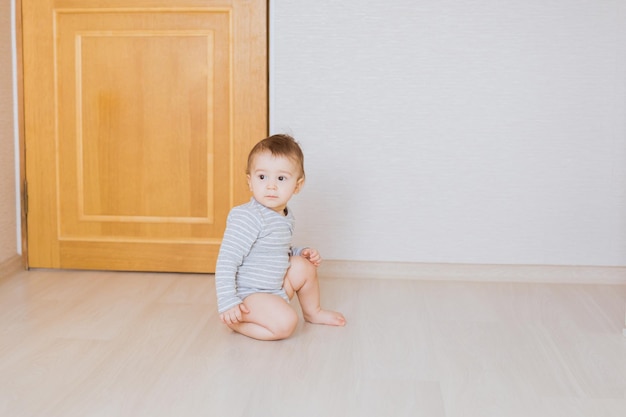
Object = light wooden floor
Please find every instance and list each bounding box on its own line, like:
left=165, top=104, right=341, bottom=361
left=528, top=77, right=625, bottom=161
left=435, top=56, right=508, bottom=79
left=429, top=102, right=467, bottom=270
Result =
left=0, top=269, right=625, bottom=417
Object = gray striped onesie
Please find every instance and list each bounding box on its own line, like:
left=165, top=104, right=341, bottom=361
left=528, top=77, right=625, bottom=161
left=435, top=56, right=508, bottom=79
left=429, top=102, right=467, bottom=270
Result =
left=215, top=198, right=303, bottom=314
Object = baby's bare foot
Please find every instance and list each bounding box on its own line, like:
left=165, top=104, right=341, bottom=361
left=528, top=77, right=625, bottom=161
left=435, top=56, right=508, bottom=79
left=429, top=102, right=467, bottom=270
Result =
left=304, top=309, right=346, bottom=326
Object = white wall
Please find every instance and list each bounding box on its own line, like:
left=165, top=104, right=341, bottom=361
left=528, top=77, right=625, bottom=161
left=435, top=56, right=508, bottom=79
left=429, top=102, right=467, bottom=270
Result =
left=0, top=0, right=18, bottom=263
left=271, top=0, right=626, bottom=267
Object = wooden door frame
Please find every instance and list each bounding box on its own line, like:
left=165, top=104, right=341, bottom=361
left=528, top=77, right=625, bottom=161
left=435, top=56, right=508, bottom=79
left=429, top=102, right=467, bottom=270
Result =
left=15, top=0, right=28, bottom=269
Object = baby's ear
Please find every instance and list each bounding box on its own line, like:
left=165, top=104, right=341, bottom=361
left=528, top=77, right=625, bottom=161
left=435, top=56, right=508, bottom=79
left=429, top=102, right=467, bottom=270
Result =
left=294, top=177, right=305, bottom=193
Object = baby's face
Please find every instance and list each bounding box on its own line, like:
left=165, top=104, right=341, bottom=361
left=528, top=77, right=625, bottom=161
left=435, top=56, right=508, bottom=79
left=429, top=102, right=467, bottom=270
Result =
left=247, top=151, right=304, bottom=214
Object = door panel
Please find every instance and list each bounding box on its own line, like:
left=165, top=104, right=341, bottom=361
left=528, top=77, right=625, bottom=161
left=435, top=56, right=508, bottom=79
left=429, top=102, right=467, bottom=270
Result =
left=22, top=1, right=267, bottom=272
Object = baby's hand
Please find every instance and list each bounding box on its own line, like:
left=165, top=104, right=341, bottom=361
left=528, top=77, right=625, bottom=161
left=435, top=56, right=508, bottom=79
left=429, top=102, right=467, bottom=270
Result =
left=301, top=247, right=322, bottom=266
left=220, top=303, right=249, bottom=325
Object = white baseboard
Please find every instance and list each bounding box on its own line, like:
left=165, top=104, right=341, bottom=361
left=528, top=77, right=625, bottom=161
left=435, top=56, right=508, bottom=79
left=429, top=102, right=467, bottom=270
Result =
left=318, top=260, right=626, bottom=285
left=0, top=255, right=23, bottom=280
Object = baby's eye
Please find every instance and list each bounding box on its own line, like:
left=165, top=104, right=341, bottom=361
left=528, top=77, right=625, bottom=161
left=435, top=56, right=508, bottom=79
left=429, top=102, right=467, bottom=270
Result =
left=258, top=174, right=265, bottom=180
left=278, top=176, right=286, bottom=181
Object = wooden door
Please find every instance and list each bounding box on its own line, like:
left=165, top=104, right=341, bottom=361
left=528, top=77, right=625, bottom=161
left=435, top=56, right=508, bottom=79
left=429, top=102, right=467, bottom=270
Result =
left=21, top=0, right=267, bottom=272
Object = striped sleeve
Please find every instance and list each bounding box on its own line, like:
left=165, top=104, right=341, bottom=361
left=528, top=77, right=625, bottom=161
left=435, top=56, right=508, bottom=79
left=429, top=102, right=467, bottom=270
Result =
left=291, top=246, right=305, bottom=256
left=215, top=207, right=262, bottom=313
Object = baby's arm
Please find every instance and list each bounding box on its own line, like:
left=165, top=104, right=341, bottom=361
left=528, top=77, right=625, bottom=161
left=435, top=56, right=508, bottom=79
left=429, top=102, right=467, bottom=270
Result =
left=215, top=208, right=260, bottom=316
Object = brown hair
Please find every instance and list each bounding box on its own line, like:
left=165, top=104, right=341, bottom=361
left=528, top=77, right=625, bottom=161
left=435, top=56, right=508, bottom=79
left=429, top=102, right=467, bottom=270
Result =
left=246, top=134, right=305, bottom=179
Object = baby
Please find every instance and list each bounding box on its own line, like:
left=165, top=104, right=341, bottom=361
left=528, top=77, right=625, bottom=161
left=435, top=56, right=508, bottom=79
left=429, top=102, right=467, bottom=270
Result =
left=215, top=134, right=346, bottom=340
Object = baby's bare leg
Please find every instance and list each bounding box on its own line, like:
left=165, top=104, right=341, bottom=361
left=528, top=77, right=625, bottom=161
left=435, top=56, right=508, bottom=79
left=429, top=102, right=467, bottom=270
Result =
left=284, top=256, right=346, bottom=326
left=226, top=293, right=298, bottom=341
